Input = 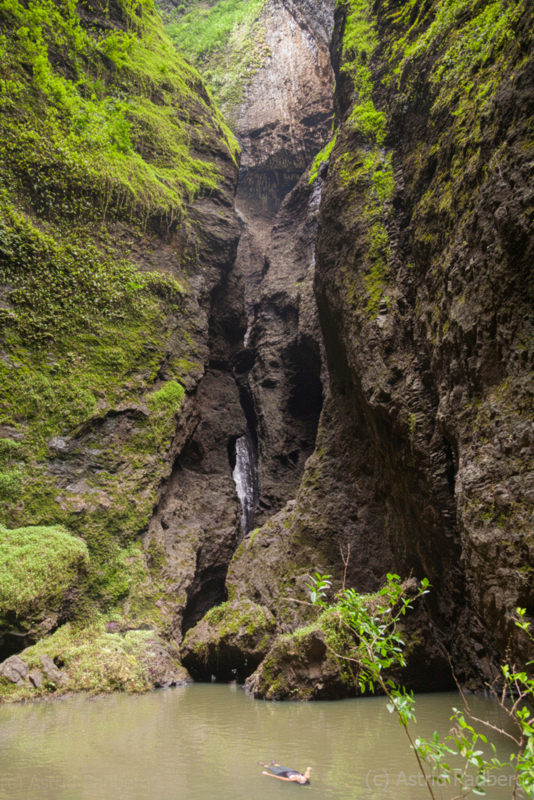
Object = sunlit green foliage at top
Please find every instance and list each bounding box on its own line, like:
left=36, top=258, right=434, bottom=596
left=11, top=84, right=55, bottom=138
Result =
left=166, top=0, right=269, bottom=126
left=167, top=0, right=265, bottom=58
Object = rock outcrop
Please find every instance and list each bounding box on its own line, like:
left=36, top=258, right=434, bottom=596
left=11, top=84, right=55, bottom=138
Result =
left=181, top=598, right=276, bottom=681
left=0, top=524, right=89, bottom=657
left=0, top=628, right=191, bottom=698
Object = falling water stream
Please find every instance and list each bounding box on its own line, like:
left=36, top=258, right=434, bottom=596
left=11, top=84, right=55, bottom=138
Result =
left=232, top=427, right=259, bottom=535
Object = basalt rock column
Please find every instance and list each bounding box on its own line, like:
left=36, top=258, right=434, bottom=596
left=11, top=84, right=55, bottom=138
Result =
left=313, top=0, right=534, bottom=682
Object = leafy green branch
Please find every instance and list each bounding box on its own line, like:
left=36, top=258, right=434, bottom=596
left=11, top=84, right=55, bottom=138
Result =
left=307, top=573, right=534, bottom=799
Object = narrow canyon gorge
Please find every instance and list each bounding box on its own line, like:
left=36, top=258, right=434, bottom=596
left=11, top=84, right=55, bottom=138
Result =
left=0, top=0, right=533, bottom=711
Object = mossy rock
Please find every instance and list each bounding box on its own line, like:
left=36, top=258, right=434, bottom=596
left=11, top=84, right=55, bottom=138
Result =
left=0, top=621, right=192, bottom=702
left=244, top=607, right=360, bottom=701
left=0, top=0, right=240, bottom=671
left=0, top=524, right=89, bottom=653
left=180, top=598, right=276, bottom=681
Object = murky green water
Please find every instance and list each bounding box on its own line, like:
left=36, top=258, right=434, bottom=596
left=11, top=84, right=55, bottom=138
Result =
left=0, top=684, right=519, bottom=800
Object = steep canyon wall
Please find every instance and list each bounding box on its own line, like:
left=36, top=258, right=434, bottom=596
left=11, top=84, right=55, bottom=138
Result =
left=0, top=0, right=249, bottom=698
left=184, top=0, right=534, bottom=700
left=1, top=0, right=534, bottom=704
left=165, top=0, right=336, bottom=522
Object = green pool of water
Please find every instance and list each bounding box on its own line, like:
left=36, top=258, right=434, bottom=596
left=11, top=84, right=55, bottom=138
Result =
left=0, top=684, right=519, bottom=799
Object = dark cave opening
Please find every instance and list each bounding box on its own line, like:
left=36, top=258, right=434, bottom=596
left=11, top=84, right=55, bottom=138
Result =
left=0, top=631, right=37, bottom=663
left=181, top=571, right=228, bottom=637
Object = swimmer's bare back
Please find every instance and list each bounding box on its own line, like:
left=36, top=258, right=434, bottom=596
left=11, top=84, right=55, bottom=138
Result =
left=259, top=762, right=312, bottom=785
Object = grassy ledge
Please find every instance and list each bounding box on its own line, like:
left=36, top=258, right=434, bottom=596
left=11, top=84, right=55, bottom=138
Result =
left=164, top=0, right=269, bottom=127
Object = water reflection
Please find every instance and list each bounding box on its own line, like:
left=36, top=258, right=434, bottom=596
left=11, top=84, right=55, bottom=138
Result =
left=0, top=685, right=518, bottom=800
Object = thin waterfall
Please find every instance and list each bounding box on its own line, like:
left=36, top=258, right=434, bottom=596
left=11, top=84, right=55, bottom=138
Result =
left=232, top=428, right=259, bottom=536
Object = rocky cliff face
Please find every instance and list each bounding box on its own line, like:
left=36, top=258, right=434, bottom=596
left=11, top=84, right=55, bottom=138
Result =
left=2, top=0, right=534, bottom=705
left=313, top=0, right=534, bottom=687
left=164, top=0, right=335, bottom=307
left=186, top=0, right=534, bottom=700
left=233, top=0, right=335, bottom=522
left=165, top=0, right=336, bottom=524
left=0, top=0, right=247, bottom=699
left=234, top=0, right=335, bottom=328
left=236, top=172, right=326, bottom=526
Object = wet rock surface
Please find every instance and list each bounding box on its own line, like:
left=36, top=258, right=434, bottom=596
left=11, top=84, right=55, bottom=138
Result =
left=181, top=599, right=276, bottom=682
left=237, top=172, right=327, bottom=526
left=137, top=641, right=192, bottom=689
left=143, top=369, right=247, bottom=643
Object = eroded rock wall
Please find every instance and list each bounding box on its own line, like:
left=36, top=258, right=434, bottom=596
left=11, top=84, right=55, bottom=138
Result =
left=236, top=174, right=326, bottom=526
left=233, top=0, right=336, bottom=523
left=163, top=0, right=336, bottom=527
left=235, top=0, right=335, bottom=315
left=236, top=0, right=335, bottom=217
left=313, top=0, right=534, bottom=684
left=195, top=0, right=534, bottom=699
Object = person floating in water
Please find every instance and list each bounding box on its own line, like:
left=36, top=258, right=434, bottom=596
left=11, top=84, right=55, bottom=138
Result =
left=259, top=761, right=312, bottom=785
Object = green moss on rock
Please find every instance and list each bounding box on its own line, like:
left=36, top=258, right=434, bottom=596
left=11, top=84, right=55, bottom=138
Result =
left=0, top=0, right=240, bottom=704
left=165, top=0, right=269, bottom=127
left=309, top=134, right=338, bottom=184
left=245, top=605, right=359, bottom=701
left=0, top=524, right=89, bottom=621
left=180, top=598, right=276, bottom=680
left=0, top=620, right=191, bottom=702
